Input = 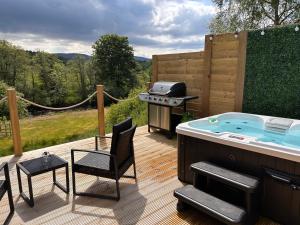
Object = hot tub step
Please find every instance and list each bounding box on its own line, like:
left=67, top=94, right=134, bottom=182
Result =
left=174, top=185, right=246, bottom=225
left=191, top=161, right=259, bottom=193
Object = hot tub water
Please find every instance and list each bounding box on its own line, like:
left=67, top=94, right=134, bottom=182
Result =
left=188, top=114, right=300, bottom=151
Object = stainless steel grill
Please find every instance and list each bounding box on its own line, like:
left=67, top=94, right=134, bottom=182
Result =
left=148, top=81, right=186, bottom=97
left=139, top=81, right=198, bottom=138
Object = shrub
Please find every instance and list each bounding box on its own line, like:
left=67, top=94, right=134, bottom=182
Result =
left=105, top=87, right=147, bottom=132
left=181, top=112, right=195, bottom=123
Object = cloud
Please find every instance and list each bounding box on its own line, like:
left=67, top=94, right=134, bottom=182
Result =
left=0, top=0, right=216, bottom=57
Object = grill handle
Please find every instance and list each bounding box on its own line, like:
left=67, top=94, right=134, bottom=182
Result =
left=148, top=90, right=171, bottom=96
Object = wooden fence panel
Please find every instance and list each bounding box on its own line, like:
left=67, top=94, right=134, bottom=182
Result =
left=153, top=52, right=204, bottom=117
left=208, top=33, right=241, bottom=115
left=152, top=31, right=248, bottom=118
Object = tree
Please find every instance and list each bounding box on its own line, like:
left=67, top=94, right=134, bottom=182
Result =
left=0, top=40, right=30, bottom=88
left=134, top=61, right=151, bottom=87
left=92, top=34, right=136, bottom=98
left=210, top=0, right=300, bottom=33
left=32, top=52, right=66, bottom=106
left=68, top=56, right=88, bottom=100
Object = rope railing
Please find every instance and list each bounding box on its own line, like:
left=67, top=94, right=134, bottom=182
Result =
left=103, top=91, right=138, bottom=102
left=4, top=84, right=146, bottom=156
left=17, top=91, right=97, bottom=111
left=0, top=96, right=7, bottom=104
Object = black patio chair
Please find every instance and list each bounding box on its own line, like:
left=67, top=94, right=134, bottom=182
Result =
left=0, top=162, right=14, bottom=225
left=71, top=117, right=137, bottom=201
left=94, top=117, right=132, bottom=151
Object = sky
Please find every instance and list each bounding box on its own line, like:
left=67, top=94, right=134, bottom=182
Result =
left=0, top=0, right=216, bottom=58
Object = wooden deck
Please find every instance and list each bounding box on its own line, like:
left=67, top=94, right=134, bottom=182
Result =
left=0, top=126, right=278, bottom=225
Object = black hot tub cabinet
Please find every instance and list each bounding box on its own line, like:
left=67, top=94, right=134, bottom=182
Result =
left=176, top=116, right=300, bottom=225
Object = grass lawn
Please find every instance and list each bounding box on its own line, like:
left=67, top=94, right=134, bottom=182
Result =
left=0, top=109, right=106, bottom=156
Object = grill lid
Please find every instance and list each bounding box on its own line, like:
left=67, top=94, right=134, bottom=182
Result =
left=148, top=81, right=186, bottom=97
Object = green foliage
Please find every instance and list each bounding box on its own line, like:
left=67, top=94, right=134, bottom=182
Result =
left=0, top=40, right=30, bottom=87
left=0, top=39, right=150, bottom=114
left=243, top=25, right=300, bottom=119
left=31, top=52, right=67, bottom=106
left=105, top=87, right=147, bottom=133
left=0, top=36, right=151, bottom=156
left=210, top=0, right=300, bottom=33
left=92, top=34, right=137, bottom=98
left=0, top=41, right=98, bottom=109
left=135, top=61, right=151, bottom=87
left=0, top=110, right=99, bottom=156
left=0, top=81, right=28, bottom=118
left=181, top=112, right=195, bottom=123
left=67, top=56, right=90, bottom=101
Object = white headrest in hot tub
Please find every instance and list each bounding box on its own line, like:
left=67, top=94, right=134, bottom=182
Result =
left=265, top=118, right=293, bottom=131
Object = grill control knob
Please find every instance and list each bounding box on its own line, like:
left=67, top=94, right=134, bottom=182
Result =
left=159, top=98, right=162, bottom=101
left=154, top=97, right=157, bottom=100
left=149, top=97, right=152, bottom=100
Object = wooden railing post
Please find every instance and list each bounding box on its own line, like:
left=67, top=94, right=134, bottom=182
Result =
left=96, top=85, right=105, bottom=136
left=7, top=88, right=22, bottom=156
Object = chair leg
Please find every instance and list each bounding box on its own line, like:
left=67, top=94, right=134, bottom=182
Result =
left=121, top=163, right=137, bottom=180
left=7, top=184, right=14, bottom=212
left=4, top=184, right=15, bottom=225
left=115, top=178, right=120, bottom=201
left=72, top=168, right=76, bottom=195
left=95, top=136, right=98, bottom=150
left=133, top=161, right=137, bottom=180
left=4, top=195, right=14, bottom=225
left=4, top=164, right=14, bottom=225
left=4, top=206, right=14, bottom=225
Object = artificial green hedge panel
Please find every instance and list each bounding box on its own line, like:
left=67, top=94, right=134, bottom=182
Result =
left=243, top=25, right=300, bottom=119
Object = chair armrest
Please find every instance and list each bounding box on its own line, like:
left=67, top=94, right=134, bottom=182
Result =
left=0, top=162, right=7, bottom=171
left=95, top=135, right=112, bottom=150
left=71, top=149, right=113, bottom=157
left=0, top=162, right=10, bottom=183
left=95, top=135, right=112, bottom=139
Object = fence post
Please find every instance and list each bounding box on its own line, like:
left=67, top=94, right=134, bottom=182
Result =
left=201, top=35, right=213, bottom=117
left=96, top=85, right=105, bottom=136
left=7, top=88, right=22, bottom=156
left=152, top=55, right=158, bottom=82
left=235, top=31, right=248, bottom=112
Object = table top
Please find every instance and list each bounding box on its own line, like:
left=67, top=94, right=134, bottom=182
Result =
left=17, top=154, right=67, bottom=176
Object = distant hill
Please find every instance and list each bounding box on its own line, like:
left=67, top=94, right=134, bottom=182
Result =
left=134, top=56, right=151, bottom=62
left=55, top=53, right=91, bottom=62
left=25, top=51, right=151, bottom=63
left=54, top=53, right=150, bottom=62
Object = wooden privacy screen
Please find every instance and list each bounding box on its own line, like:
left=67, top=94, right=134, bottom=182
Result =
left=152, top=52, right=204, bottom=116
left=152, top=31, right=247, bottom=117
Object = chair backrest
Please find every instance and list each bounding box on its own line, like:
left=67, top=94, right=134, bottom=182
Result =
left=114, top=125, right=136, bottom=168
left=110, top=117, right=132, bottom=155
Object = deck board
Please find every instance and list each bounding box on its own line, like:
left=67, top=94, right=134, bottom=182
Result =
left=0, top=126, right=278, bottom=225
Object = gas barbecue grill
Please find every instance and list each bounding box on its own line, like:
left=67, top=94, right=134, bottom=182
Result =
left=139, top=81, right=198, bottom=138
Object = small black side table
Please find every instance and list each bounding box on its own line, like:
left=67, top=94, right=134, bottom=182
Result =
left=16, top=154, right=69, bottom=207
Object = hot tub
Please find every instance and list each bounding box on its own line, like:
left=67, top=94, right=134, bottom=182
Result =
left=176, top=112, right=300, bottom=224
left=177, top=112, right=300, bottom=162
